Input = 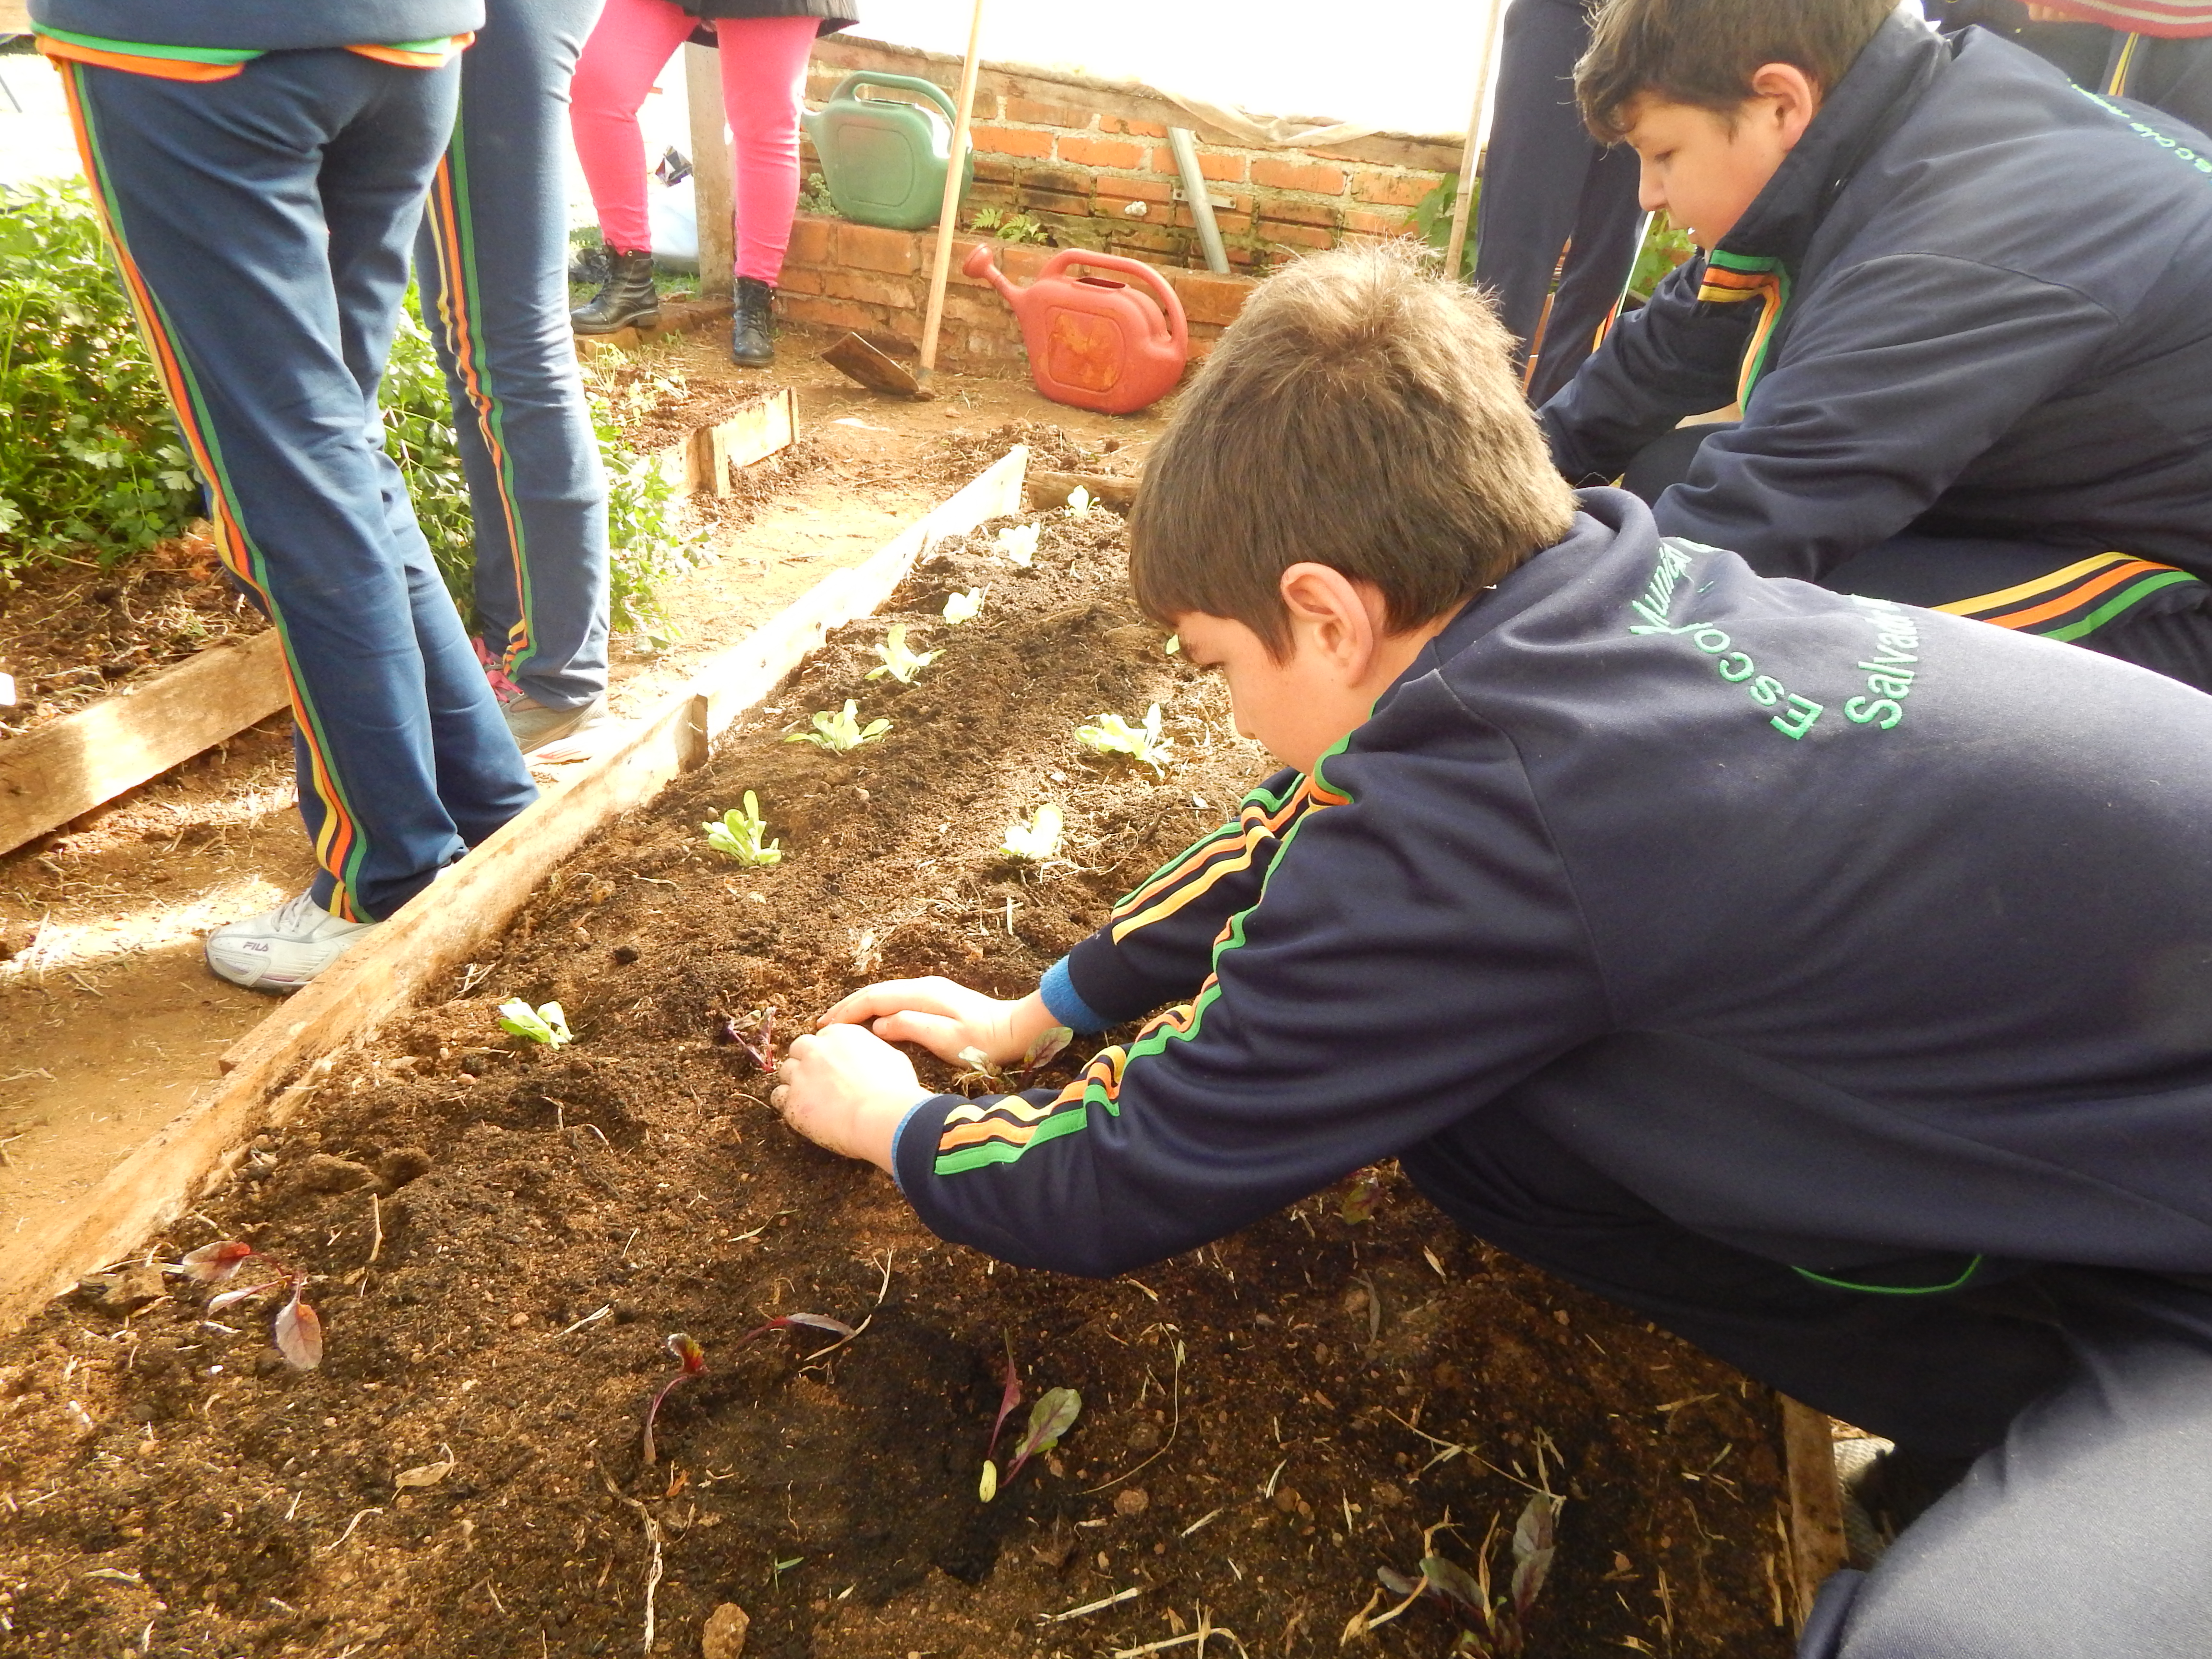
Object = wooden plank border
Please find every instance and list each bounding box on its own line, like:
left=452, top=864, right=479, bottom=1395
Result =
left=0, top=446, right=1028, bottom=1334
left=657, top=388, right=797, bottom=497
left=0, top=631, right=287, bottom=857
left=1782, top=1396, right=1849, bottom=1628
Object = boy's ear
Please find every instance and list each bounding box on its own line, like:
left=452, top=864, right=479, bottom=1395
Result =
left=1278, top=563, right=1390, bottom=675
left=1745, top=62, right=1821, bottom=149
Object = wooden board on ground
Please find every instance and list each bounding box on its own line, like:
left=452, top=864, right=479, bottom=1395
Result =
left=0, top=446, right=1028, bottom=1335
left=1782, top=1396, right=1850, bottom=1626
left=0, top=630, right=287, bottom=858
left=658, top=387, right=798, bottom=496
left=1026, top=467, right=1140, bottom=512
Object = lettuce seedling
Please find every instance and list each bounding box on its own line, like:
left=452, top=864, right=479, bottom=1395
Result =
left=176, top=1240, right=322, bottom=1370
left=642, top=1333, right=706, bottom=1467
left=712, top=1005, right=777, bottom=1072
left=993, top=523, right=1039, bottom=568
left=704, top=793, right=781, bottom=866
left=866, top=624, right=939, bottom=685
left=1000, top=803, right=1063, bottom=863
left=497, top=998, right=573, bottom=1047
left=942, top=588, right=985, bottom=625
left=953, top=1024, right=1073, bottom=1094
left=1064, top=485, right=1092, bottom=519
left=786, top=700, right=890, bottom=754
left=1075, top=704, right=1171, bottom=773
left=1003, top=1386, right=1081, bottom=1488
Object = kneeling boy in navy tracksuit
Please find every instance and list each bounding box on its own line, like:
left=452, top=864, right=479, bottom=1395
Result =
left=774, top=246, right=2212, bottom=1657
left=1543, top=0, right=2212, bottom=695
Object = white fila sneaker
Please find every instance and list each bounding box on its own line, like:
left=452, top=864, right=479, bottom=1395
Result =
left=203, top=890, right=379, bottom=992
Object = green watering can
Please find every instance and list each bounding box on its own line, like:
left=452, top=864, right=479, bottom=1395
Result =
left=802, top=72, right=975, bottom=232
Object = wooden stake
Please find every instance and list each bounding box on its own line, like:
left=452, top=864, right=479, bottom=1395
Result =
left=685, top=42, right=735, bottom=301
left=1443, top=0, right=1510, bottom=283
left=917, top=0, right=988, bottom=379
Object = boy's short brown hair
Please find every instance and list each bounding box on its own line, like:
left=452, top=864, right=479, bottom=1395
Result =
left=1576, top=0, right=1895, bottom=140
left=1128, top=244, right=1575, bottom=655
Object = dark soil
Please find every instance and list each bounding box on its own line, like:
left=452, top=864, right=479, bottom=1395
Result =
left=0, top=507, right=1794, bottom=1659
left=0, top=527, right=261, bottom=737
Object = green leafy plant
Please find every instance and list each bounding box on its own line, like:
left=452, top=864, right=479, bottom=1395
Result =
left=1001, top=1387, right=1081, bottom=1490
left=1412, top=174, right=1481, bottom=280
left=1076, top=703, right=1171, bottom=772
left=703, top=791, right=782, bottom=866
left=942, top=587, right=984, bottom=624
left=1628, top=211, right=1699, bottom=301
left=993, top=522, right=1039, bottom=567
left=1064, top=484, right=1092, bottom=519
left=786, top=698, right=890, bottom=753
left=865, top=623, right=939, bottom=684
left=798, top=171, right=836, bottom=215
left=970, top=207, right=1052, bottom=245
left=0, top=180, right=202, bottom=577
left=1000, top=802, right=1063, bottom=863
left=497, top=998, right=573, bottom=1047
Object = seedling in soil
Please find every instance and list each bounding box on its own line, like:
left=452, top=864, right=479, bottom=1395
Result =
left=1164, top=633, right=1181, bottom=655
left=175, top=1240, right=323, bottom=1370
left=978, top=1345, right=1023, bottom=1501
left=953, top=1024, right=1074, bottom=1093
left=1339, top=1166, right=1386, bottom=1224
left=1000, top=803, right=1063, bottom=863
left=1065, top=485, right=1092, bottom=519
left=786, top=699, right=890, bottom=753
left=1076, top=704, right=1171, bottom=773
left=642, top=1333, right=707, bottom=1466
left=942, top=587, right=985, bottom=625
left=703, top=792, right=781, bottom=866
left=497, top=998, right=573, bottom=1047
left=1001, top=1386, right=1082, bottom=1491
left=712, top=1005, right=777, bottom=1072
left=994, top=522, right=1039, bottom=567
left=1358, top=1491, right=1563, bottom=1656
left=866, top=624, right=939, bottom=684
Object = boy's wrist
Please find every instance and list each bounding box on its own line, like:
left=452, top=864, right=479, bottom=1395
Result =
left=1005, top=989, right=1065, bottom=1053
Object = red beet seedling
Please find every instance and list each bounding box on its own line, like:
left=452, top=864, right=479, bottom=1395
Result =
left=977, top=1344, right=1023, bottom=1501
left=176, top=1240, right=323, bottom=1370
left=640, top=1313, right=856, bottom=1467
left=712, top=1006, right=778, bottom=1072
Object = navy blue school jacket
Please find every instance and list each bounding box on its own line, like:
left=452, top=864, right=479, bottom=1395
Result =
left=894, top=492, right=2212, bottom=1280
left=27, top=2, right=485, bottom=52
left=1539, top=10, right=2212, bottom=601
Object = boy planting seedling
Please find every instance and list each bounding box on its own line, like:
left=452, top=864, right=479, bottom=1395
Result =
left=771, top=244, right=2212, bottom=1657
left=1543, top=0, right=2212, bottom=695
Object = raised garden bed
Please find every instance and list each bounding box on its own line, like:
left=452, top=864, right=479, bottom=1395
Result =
left=0, top=482, right=1797, bottom=1658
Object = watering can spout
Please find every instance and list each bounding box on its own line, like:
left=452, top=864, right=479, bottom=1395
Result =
left=963, top=243, right=1020, bottom=307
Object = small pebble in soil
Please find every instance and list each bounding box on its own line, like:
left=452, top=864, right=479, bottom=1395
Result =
left=702, top=1602, right=749, bottom=1659
left=1114, top=1488, right=1149, bottom=1517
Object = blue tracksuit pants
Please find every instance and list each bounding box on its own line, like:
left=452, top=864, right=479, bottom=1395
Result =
left=59, top=50, right=537, bottom=922
left=415, top=0, right=612, bottom=712
left=1408, top=1058, right=2212, bottom=1658
left=1472, top=0, right=1646, bottom=408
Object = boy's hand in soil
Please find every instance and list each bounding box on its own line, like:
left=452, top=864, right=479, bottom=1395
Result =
left=773, top=1024, right=919, bottom=1172
left=818, top=977, right=1061, bottom=1068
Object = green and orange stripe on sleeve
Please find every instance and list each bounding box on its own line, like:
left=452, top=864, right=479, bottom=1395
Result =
left=1934, top=550, right=2205, bottom=641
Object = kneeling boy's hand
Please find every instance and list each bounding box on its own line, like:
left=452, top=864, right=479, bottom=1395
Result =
left=772, top=1024, right=919, bottom=1173
left=818, top=976, right=1058, bottom=1068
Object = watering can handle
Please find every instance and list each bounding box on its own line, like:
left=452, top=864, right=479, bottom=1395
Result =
left=823, top=72, right=962, bottom=132
left=1037, top=251, right=1190, bottom=354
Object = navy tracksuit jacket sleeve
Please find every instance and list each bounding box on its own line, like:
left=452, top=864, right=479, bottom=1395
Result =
left=1049, top=767, right=1313, bottom=1029
left=1640, top=255, right=2120, bottom=580
left=1539, top=256, right=1754, bottom=485
left=895, top=697, right=1612, bottom=1279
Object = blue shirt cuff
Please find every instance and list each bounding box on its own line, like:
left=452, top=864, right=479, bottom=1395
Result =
left=1039, top=955, right=1113, bottom=1034
left=888, top=1095, right=939, bottom=1197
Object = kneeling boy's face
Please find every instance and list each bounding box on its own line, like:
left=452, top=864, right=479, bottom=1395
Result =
left=1620, top=65, right=1820, bottom=249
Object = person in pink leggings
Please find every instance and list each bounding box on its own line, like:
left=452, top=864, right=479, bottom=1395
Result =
left=570, top=0, right=857, bottom=366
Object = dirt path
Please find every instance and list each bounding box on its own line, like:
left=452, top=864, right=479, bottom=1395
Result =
left=0, top=322, right=1165, bottom=1253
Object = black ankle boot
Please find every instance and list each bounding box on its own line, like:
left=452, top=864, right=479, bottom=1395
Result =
left=731, top=275, right=775, bottom=367
left=571, top=249, right=660, bottom=334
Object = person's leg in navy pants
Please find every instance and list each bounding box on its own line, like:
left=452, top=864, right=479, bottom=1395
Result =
left=416, top=0, right=613, bottom=719
left=1472, top=0, right=1647, bottom=406
left=59, top=50, right=536, bottom=926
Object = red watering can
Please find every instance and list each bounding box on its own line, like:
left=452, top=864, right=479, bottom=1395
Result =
left=963, top=245, right=1189, bottom=415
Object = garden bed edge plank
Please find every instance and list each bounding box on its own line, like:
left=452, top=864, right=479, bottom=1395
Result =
left=0, top=630, right=288, bottom=858
left=0, top=445, right=1027, bottom=1335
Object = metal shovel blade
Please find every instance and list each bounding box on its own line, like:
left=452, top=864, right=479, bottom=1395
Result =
left=821, top=332, right=932, bottom=399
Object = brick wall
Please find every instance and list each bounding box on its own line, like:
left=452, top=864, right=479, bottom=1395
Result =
left=776, top=214, right=1255, bottom=378
left=801, top=36, right=1463, bottom=276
